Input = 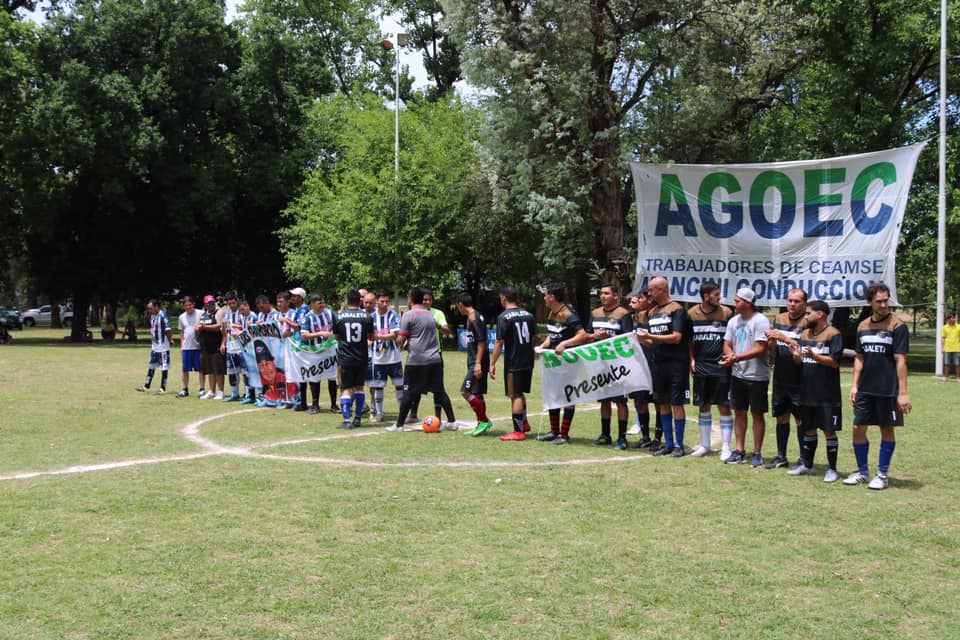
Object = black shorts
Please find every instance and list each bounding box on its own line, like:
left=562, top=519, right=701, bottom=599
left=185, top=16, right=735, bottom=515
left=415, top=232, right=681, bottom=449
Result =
left=853, top=394, right=903, bottom=427
left=799, top=405, right=842, bottom=432
left=629, top=389, right=651, bottom=404
left=730, top=377, right=769, bottom=414
left=504, top=369, right=533, bottom=399
left=403, top=362, right=446, bottom=395
left=339, top=363, right=366, bottom=390
left=771, top=385, right=802, bottom=418
left=652, top=360, right=689, bottom=406
left=201, top=351, right=226, bottom=376
left=461, top=370, right=488, bottom=395
left=692, top=375, right=730, bottom=407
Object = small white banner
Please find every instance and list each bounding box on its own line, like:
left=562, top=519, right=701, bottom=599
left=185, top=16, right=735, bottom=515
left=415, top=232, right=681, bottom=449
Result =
left=539, top=333, right=652, bottom=410
left=283, top=338, right=340, bottom=383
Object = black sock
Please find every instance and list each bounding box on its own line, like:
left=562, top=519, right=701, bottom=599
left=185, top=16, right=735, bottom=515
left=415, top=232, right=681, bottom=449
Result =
left=826, top=436, right=839, bottom=471
left=776, top=421, right=790, bottom=459
left=309, top=382, right=321, bottom=406
left=144, top=369, right=155, bottom=388
left=617, top=419, right=628, bottom=440
left=600, top=418, right=611, bottom=437
left=640, top=412, right=650, bottom=439
left=328, top=380, right=338, bottom=406
left=436, top=391, right=455, bottom=423
left=160, top=370, right=168, bottom=390
left=802, top=433, right=818, bottom=468
left=512, top=413, right=524, bottom=432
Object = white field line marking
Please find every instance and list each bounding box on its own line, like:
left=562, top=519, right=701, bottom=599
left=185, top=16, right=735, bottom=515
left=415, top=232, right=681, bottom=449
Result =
left=0, top=404, right=737, bottom=480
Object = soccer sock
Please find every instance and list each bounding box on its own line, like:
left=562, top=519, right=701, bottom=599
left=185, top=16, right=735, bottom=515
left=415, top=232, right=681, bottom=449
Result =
left=654, top=418, right=664, bottom=443
left=328, top=381, right=338, bottom=406
left=561, top=407, right=575, bottom=437
left=160, top=370, right=168, bottom=390
left=802, top=433, right=818, bottom=468
left=797, top=423, right=804, bottom=458
left=340, top=395, right=352, bottom=421
left=309, top=382, right=321, bottom=406
left=396, top=392, right=418, bottom=427
left=699, top=412, right=712, bottom=449
left=549, top=409, right=560, bottom=433
left=639, top=411, right=650, bottom=439
left=674, top=417, right=685, bottom=449
left=854, top=441, right=870, bottom=476
left=229, top=373, right=238, bottom=394
left=660, top=413, right=674, bottom=448
left=720, top=415, right=734, bottom=449
left=600, top=417, right=611, bottom=437
left=512, top=413, right=524, bottom=432
left=617, top=418, right=628, bottom=440
left=299, top=383, right=308, bottom=408
left=826, top=436, right=839, bottom=471
left=374, top=388, right=384, bottom=415
left=410, top=397, right=421, bottom=419
left=467, top=394, right=487, bottom=421
left=878, top=440, right=896, bottom=475
left=353, top=392, right=365, bottom=418
left=437, top=391, right=456, bottom=423
left=144, top=368, right=155, bottom=388
left=776, top=421, right=790, bottom=459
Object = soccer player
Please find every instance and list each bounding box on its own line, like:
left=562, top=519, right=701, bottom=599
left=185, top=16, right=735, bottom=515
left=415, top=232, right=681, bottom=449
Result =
left=288, top=287, right=311, bottom=411
left=787, top=300, right=843, bottom=482
left=687, top=281, right=733, bottom=458
left=221, top=291, right=245, bottom=402
left=764, top=288, right=808, bottom=468
left=490, top=285, right=540, bottom=441
left=587, top=283, right=633, bottom=450
left=332, top=290, right=375, bottom=429
left=456, top=293, right=492, bottom=436
left=844, top=283, right=912, bottom=490
left=255, top=294, right=278, bottom=324
left=369, top=291, right=404, bottom=423
left=388, top=288, right=458, bottom=432
left=942, top=313, right=959, bottom=381
left=406, top=289, right=451, bottom=424
left=627, top=290, right=656, bottom=448
left=719, top=287, right=771, bottom=466
left=136, top=299, right=172, bottom=395
left=301, top=293, right=338, bottom=415
left=176, top=296, right=203, bottom=398
left=235, top=299, right=258, bottom=404
left=197, top=295, right=225, bottom=399
left=274, top=291, right=298, bottom=408
left=642, top=276, right=690, bottom=457
left=537, top=283, right=591, bottom=445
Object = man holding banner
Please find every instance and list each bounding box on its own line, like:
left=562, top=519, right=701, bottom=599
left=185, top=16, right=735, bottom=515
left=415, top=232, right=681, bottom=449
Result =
left=536, top=284, right=592, bottom=445
left=587, top=283, right=633, bottom=450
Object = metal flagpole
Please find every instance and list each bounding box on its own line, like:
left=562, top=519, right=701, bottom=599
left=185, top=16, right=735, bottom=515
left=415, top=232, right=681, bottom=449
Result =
left=935, top=0, right=947, bottom=377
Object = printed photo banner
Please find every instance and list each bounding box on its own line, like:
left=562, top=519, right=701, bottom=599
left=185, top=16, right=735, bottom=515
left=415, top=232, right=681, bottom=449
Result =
left=237, top=323, right=288, bottom=401
left=539, top=333, right=651, bottom=410
left=283, top=337, right=339, bottom=383
left=630, top=143, right=927, bottom=306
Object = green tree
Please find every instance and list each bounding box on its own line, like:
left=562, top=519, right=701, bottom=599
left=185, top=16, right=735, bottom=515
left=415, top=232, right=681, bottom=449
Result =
left=385, top=0, right=461, bottom=100
left=21, top=0, right=241, bottom=339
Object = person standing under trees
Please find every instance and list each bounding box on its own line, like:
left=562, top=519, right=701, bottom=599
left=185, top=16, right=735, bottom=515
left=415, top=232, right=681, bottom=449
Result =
left=787, top=300, right=844, bottom=482
left=176, top=296, right=203, bottom=398
left=687, top=281, right=733, bottom=459
left=587, top=283, right=633, bottom=450
left=369, top=292, right=404, bottom=423
left=490, top=286, right=540, bottom=442
left=197, top=295, right=225, bottom=400
left=844, top=283, right=912, bottom=491
left=387, top=288, right=458, bottom=433
left=457, top=293, right=493, bottom=436
left=765, top=288, right=808, bottom=469
left=537, top=283, right=591, bottom=445
left=627, top=290, right=656, bottom=449
left=332, top=290, right=374, bottom=429
left=719, top=287, right=771, bottom=466
left=136, top=300, right=172, bottom=395
left=642, top=276, right=690, bottom=457
left=942, top=313, right=960, bottom=381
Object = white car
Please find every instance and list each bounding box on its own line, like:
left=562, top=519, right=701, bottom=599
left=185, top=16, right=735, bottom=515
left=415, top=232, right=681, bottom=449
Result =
left=22, top=304, right=74, bottom=327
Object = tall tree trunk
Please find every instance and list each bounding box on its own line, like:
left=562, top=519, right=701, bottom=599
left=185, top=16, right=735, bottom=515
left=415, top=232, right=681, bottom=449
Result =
left=70, top=289, right=90, bottom=342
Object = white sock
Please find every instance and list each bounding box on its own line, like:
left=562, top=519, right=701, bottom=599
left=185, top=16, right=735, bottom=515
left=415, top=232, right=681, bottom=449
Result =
left=699, top=412, right=712, bottom=449
left=720, top=415, right=734, bottom=448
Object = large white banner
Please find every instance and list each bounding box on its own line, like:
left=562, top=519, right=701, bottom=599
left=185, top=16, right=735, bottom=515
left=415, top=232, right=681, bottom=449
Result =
left=539, top=333, right=651, bottom=410
left=630, top=143, right=926, bottom=307
left=284, top=337, right=340, bottom=383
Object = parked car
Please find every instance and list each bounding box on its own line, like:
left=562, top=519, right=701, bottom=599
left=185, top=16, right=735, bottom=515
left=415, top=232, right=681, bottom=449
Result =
left=21, top=304, right=73, bottom=327
left=0, top=308, right=22, bottom=330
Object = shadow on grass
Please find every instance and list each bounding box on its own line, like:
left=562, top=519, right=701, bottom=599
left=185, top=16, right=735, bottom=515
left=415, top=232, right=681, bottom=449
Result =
left=890, top=478, right=924, bottom=491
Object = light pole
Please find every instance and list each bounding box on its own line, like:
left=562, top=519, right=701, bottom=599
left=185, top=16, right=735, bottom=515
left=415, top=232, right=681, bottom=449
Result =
left=379, top=33, right=407, bottom=183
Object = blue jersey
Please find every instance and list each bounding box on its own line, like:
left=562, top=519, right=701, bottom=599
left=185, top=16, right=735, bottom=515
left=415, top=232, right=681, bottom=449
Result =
left=150, top=310, right=170, bottom=352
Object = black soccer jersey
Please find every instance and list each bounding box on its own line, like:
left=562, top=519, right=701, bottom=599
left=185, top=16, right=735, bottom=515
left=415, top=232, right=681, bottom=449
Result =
left=496, top=307, right=537, bottom=371
left=465, top=309, right=490, bottom=370
left=647, top=300, right=689, bottom=363
left=799, top=326, right=843, bottom=406
left=546, top=304, right=583, bottom=349
left=855, top=314, right=908, bottom=397
left=771, top=312, right=805, bottom=389
left=334, top=308, right=374, bottom=367
left=588, top=306, right=632, bottom=336
left=688, top=304, right=732, bottom=378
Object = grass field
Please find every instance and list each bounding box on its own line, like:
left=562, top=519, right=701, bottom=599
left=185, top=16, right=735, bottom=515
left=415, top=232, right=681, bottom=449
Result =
left=1, top=328, right=958, bottom=639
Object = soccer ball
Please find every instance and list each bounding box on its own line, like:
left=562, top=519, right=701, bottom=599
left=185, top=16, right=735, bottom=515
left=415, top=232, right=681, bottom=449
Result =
left=422, top=415, right=442, bottom=433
